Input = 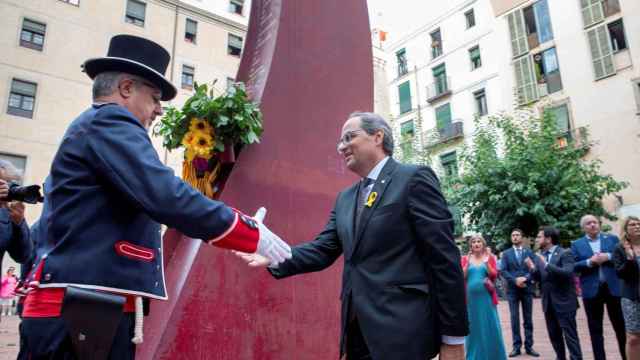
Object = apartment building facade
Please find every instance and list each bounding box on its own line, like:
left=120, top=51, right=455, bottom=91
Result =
left=491, top=0, right=640, bottom=222
left=384, top=0, right=512, bottom=235
left=0, top=0, right=249, bottom=270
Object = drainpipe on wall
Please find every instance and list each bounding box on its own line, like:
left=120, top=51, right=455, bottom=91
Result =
left=413, top=64, right=424, bottom=162
left=164, top=3, right=180, bottom=165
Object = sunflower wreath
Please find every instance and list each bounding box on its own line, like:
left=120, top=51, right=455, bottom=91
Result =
left=153, top=82, right=263, bottom=198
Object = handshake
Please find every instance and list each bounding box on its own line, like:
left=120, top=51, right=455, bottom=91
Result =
left=241, top=207, right=291, bottom=267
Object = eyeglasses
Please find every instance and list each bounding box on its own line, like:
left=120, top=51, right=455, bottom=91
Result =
left=337, top=129, right=364, bottom=148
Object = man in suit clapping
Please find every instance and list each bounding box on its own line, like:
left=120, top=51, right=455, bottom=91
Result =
left=525, top=226, right=582, bottom=360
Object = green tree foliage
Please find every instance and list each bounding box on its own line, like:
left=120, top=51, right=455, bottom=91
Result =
left=446, top=109, right=626, bottom=248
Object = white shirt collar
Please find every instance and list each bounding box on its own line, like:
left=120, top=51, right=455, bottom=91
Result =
left=365, top=156, right=389, bottom=181
left=547, top=245, right=558, bottom=254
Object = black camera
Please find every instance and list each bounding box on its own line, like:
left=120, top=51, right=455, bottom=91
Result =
left=1, top=182, right=44, bottom=204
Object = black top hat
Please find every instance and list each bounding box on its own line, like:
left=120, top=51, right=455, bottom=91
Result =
left=83, top=35, right=177, bottom=101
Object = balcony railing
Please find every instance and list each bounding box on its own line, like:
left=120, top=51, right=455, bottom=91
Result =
left=424, top=121, right=464, bottom=147
left=426, top=76, right=452, bottom=103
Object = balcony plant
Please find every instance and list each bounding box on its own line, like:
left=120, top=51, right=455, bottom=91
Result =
left=153, top=81, right=263, bottom=198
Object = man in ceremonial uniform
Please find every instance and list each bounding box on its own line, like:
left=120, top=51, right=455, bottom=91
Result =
left=19, top=34, right=291, bottom=359
left=236, top=112, right=468, bottom=360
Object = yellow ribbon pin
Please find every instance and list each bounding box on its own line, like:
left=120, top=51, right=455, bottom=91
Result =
left=366, top=191, right=378, bottom=207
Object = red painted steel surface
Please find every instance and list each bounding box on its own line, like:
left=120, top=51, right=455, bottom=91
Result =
left=137, top=0, right=372, bottom=358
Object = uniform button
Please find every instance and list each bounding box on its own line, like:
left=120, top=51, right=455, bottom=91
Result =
left=44, top=273, right=52, bottom=281
left=155, top=281, right=159, bottom=287
left=156, top=265, right=160, bottom=270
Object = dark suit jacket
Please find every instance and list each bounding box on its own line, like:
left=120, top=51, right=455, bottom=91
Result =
left=571, top=234, right=621, bottom=299
left=501, top=246, right=535, bottom=295
left=612, top=244, right=640, bottom=301
left=269, top=159, right=468, bottom=360
left=530, top=247, right=578, bottom=313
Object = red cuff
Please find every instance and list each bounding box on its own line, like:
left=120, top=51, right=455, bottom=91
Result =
left=208, top=210, right=259, bottom=253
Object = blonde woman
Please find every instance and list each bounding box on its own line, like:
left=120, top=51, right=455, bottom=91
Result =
left=461, top=235, right=507, bottom=360
left=613, top=216, right=640, bottom=360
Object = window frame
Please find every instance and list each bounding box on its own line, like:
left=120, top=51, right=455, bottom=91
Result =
left=229, top=0, right=244, bottom=16
left=398, top=81, right=412, bottom=114
left=396, top=48, right=408, bottom=78
left=430, top=29, right=443, bottom=59
left=440, top=151, right=458, bottom=178
left=465, top=9, right=476, bottom=29
left=473, top=89, right=488, bottom=117
left=7, top=79, right=37, bottom=119
left=469, top=46, right=482, bottom=70
left=181, top=65, right=195, bottom=90
left=20, top=19, right=46, bottom=51
left=125, top=0, right=146, bottom=27
left=185, top=18, right=198, bottom=44
left=607, top=19, right=627, bottom=53
left=632, top=78, right=640, bottom=115
left=227, top=33, right=243, bottom=56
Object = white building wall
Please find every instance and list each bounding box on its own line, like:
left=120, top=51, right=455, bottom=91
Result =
left=384, top=0, right=512, bottom=172
left=493, top=0, right=640, bottom=222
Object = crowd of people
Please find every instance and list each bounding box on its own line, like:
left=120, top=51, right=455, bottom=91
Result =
left=463, top=216, right=640, bottom=360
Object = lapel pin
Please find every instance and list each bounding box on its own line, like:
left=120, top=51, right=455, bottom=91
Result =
left=366, top=192, right=378, bottom=207
left=381, top=180, right=385, bottom=184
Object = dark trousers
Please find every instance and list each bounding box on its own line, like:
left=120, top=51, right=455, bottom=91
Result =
left=544, top=307, right=582, bottom=360
left=346, top=318, right=372, bottom=360
left=18, top=314, right=135, bottom=360
left=508, top=288, right=533, bottom=350
left=582, top=283, right=626, bottom=360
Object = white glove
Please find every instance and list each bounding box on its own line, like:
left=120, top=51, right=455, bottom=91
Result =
left=254, top=207, right=292, bottom=265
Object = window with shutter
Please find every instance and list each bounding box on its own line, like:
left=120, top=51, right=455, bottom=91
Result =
left=396, top=49, right=408, bottom=77
left=20, top=19, right=46, bottom=51
left=8, top=79, right=37, bottom=118
left=228, top=34, right=243, bottom=56
left=587, top=25, right=615, bottom=80
left=514, top=55, right=538, bottom=105
left=469, top=46, right=482, bottom=70
left=435, top=103, right=452, bottom=131
left=126, top=0, right=146, bottom=27
left=547, top=104, right=570, bottom=133
left=181, top=65, right=195, bottom=89
left=440, top=151, right=458, bottom=178
left=185, top=19, right=197, bottom=43
left=398, top=82, right=412, bottom=114
left=400, top=120, right=415, bottom=138
left=507, top=10, right=528, bottom=58
left=581, top=0, right=604, bottom=29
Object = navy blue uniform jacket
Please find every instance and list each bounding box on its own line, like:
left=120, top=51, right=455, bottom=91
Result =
left=35, top=103, right=238, bottom=299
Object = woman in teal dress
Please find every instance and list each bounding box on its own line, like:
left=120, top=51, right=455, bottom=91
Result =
left=462, top=235, right=507, bottom=360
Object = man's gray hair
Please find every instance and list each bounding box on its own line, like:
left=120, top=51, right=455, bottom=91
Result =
left=580, top=214, right=598, bottom=228
left=92, top=71, right=125, bottom=100
left=0, top=159, right=22, bottom=182
left=349, top=112, right=394, bottom=156
left=92, top=72, right=148, bottom=101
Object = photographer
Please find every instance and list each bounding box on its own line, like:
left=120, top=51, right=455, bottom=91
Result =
left=0, top=159, right=32, bottom=268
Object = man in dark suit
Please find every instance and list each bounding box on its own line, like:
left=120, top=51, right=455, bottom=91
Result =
left=501, top=229, right=539, bottom=357
left=236, top=112, right=468, bottom=359
left=525, top=226, right=582, bottom=360
left=571, top=214, right=626, bottom=360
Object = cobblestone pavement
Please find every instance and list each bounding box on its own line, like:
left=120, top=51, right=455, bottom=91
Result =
left=0, top=299, right=623, bottom=359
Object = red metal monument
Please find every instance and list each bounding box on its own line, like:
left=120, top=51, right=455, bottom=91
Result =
left=137, top=0, right=373, bottom=358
